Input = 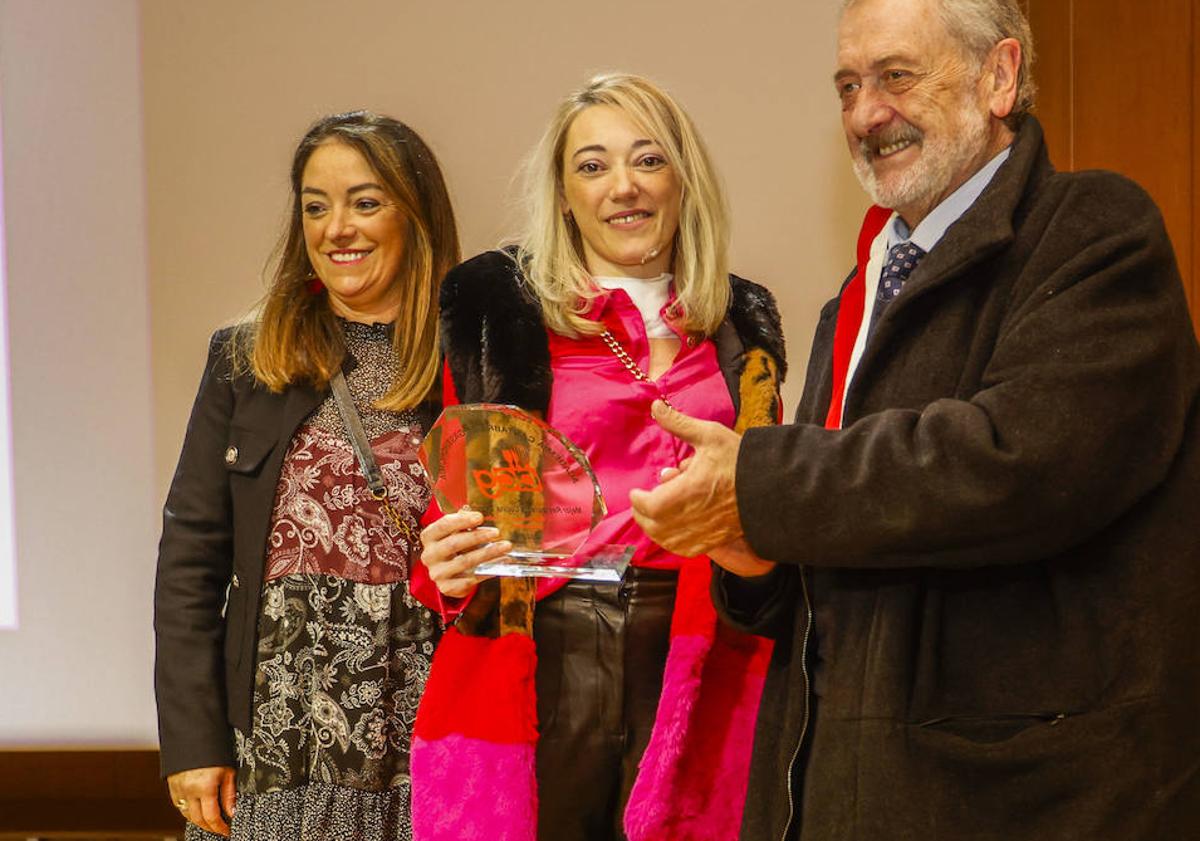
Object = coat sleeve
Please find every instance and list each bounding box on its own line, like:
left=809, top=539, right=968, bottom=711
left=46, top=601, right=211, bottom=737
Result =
left=154, top=331, right=237, bottom=777
left=712, top=565, right=800, bottom=639
left=737, top=176, right=1200, bottom=569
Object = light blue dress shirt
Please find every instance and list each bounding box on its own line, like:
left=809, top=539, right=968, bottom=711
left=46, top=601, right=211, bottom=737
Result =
left=886, top=146, right=1012, bottom=254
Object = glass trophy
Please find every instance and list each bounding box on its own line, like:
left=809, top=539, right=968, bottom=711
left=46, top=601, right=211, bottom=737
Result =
left=418, top=404, right=634, bottom=582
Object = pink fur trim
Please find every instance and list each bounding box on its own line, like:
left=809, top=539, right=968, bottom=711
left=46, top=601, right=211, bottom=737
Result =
left=625, top=633, right=711, bottom=840
left=411, top=733, right=537, bottom=841
left=625, top=622, right=772, bottom=840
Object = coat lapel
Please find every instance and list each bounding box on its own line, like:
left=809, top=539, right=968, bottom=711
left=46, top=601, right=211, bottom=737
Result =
left=849, top=118, right=1054, bottom=413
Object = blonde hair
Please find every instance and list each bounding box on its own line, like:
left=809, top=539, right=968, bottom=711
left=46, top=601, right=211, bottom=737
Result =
left=236, top=111, right=460, bottom=411
left=513, top=73, right=730, bottom=338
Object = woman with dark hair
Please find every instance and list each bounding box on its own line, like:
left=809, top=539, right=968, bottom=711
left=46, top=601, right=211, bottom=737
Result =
left=154, top=111, right=460, bottom=840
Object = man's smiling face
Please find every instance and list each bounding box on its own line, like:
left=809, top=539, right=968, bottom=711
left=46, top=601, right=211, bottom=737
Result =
left=835, top=0, right=1003, bottom=226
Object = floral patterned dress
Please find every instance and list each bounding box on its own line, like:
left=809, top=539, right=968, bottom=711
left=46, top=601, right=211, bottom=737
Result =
left=189, top=321, right=440, bottom=841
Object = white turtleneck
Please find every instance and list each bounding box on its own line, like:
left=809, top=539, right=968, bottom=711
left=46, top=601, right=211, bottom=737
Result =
left=593, top=274, right=675, bottom=338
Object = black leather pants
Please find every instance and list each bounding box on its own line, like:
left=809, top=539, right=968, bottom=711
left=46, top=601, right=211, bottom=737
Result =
left=533, top=566, right=678, bottom=841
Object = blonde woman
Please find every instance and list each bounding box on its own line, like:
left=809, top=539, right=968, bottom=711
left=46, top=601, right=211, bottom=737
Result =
left=410, top=74, right=786, bottom=841
left=155, top=112, right=459, bottom=840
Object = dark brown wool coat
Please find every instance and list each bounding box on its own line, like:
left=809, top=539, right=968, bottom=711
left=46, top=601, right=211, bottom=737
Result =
left=720, top=118, right=1200, bottom=841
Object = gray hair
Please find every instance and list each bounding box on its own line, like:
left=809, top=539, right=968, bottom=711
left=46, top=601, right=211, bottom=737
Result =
left=845, top=0, right=1036, bottom=128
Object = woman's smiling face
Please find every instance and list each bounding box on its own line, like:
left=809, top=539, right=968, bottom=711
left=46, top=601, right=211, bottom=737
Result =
left=560, top=104, right=682, bottom=279
left=301, top=140, right=408, bottom=322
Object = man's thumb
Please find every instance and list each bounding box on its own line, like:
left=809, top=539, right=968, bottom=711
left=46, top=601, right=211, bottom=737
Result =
left=651, top=400, right=707, bottom=445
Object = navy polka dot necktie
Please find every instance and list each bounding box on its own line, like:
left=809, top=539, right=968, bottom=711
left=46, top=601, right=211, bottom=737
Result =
left=877, top=241, right=926, bottom=303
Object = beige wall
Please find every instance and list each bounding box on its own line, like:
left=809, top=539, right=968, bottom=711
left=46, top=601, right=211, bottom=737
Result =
left=0, top=0, right=158, bottom=744
left=143, top=0, right=869, bottom=498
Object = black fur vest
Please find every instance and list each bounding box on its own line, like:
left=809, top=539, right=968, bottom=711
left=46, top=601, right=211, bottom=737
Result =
left=439, top=249, right=787, bottom=423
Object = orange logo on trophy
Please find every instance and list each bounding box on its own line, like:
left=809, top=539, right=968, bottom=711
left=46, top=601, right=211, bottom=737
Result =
left=472, top=448, right=544, bottom=499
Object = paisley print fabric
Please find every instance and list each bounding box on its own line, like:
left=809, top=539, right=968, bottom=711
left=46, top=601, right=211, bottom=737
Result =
left=187, top=321, right=438, bottom=841
left=238, top=574, right=437, bottom=794
left=264, top=425, right=428, bottom=585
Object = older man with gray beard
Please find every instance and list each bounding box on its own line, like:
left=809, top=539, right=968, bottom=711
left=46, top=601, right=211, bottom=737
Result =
left=630, top=0, right=1200, bottom=839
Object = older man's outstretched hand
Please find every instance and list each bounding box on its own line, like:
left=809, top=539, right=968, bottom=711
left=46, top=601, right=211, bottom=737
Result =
left=630, top=401, right=775, bottom=578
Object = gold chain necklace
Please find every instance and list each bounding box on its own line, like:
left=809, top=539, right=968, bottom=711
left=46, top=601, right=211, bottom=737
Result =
left=598, top=330, right=674, bottom=409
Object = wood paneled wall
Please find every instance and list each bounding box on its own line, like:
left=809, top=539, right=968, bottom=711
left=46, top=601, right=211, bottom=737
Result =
left=1023, top=0, right=1199, bottom=334
left=0, top=751, right=182, bottom=836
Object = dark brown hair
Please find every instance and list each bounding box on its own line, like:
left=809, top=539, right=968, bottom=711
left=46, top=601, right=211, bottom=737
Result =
left=240, top=111, right=460, bottom=410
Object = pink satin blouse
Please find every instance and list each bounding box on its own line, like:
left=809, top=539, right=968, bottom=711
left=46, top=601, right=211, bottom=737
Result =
left=544, top=286, right=735, bottom=576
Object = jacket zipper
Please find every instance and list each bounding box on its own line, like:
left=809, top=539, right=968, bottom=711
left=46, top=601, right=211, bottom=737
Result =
left=781, top=565, right=814, bottom=841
